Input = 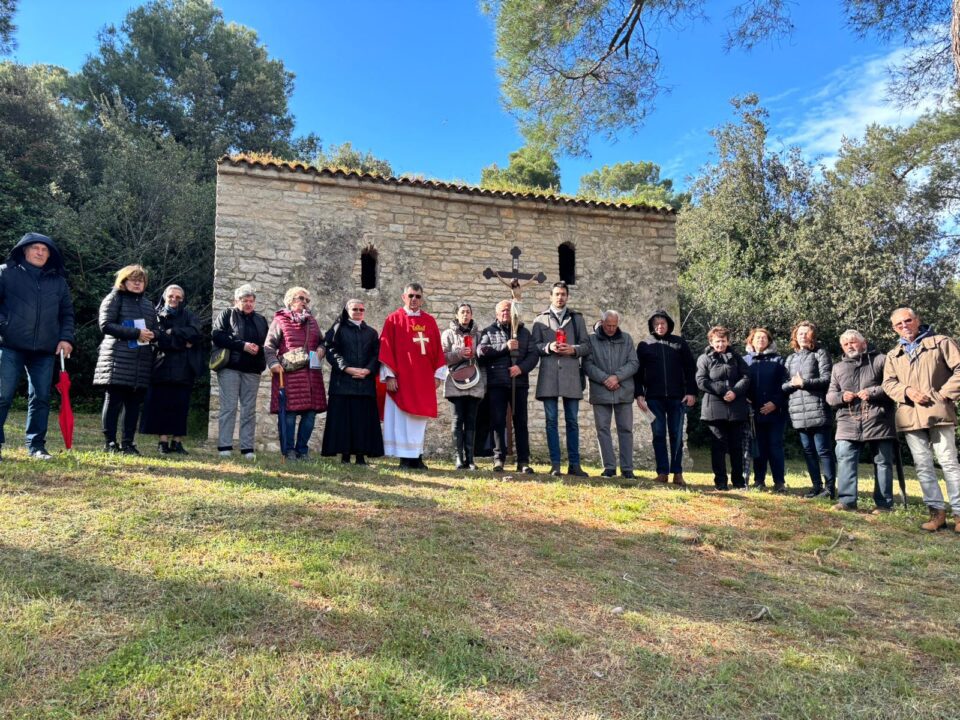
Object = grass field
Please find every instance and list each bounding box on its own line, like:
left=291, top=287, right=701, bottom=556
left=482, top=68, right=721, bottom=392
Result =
left=1, top=412, right=959, bottom=719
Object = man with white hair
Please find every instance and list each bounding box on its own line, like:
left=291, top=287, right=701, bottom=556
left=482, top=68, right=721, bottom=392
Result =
left=883, top=307, right=960, bottom=532
left=584, top=310, right=640, bottom=478
left=826, top=329, right=896, bottom=513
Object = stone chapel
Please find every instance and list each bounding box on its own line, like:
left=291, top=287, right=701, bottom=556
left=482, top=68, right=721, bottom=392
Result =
left=210, top=154, right=679, bottom=463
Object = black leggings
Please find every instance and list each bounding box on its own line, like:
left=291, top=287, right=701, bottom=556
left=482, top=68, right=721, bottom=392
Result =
left=449, top=396, right=480, bottom=463
left=102, top=385, right=147, bottom=444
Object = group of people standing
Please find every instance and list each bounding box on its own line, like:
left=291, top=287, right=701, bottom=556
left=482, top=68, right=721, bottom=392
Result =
left=3, top=232, right=960, bottom=534
left=692, top=312, right=960, bottom=533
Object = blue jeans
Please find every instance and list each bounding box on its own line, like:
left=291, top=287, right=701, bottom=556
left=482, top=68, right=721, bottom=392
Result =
left=648, top=398, right=686, bottom=474
left=284, top=410, right=316, bottom=457
left=836, top=439, right=894, bottom=509
left=0, top=348, right=55, bottom=451
left=797, top=426, right=836, bottom=491
left=542, top=397, right=580, bottom=465
left=753, top=416, right=786, bottom=487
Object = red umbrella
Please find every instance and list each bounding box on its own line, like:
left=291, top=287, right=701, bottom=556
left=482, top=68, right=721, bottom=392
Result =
left=55, top=350, right=74, bottom=450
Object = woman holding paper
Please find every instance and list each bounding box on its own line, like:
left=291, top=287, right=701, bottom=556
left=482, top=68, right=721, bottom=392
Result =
left=93, top=264, right=160, bottom=454
left=264, top=287, right=327, bottom=460
left=140, top=284, right=203, bottom=455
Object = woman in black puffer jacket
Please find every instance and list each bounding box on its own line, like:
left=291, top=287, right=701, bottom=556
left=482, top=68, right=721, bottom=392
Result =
left=782, top=320, right=836, bottom=499
left=696, top=326, right=751, bottom=490
left=94, top=265, right=160, bottom=454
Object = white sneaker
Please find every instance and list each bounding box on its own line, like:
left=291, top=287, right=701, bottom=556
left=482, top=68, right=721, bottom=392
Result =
left=219, top=450, right=232, bottom=458
left=241, top=452, right=256, bottom=461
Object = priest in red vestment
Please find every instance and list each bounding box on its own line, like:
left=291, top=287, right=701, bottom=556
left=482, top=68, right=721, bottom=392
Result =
left=378, top=282, right=447, bottom=469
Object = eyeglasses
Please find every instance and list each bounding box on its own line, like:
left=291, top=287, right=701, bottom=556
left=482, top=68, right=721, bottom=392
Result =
left=293, top=296, right=310, bottom=304
left=407, top=293, right=422, bottom=299
left=350, top=307, right=366, bottom=313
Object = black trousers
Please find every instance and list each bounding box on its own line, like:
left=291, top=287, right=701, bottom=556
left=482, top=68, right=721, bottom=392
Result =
left=448, top=396, right=480, bottom=463
left=706, top=420, right=745, bottom=489
left=488, top=385, right=529, bottom=464
left=102, top=385, right=147, bottom=444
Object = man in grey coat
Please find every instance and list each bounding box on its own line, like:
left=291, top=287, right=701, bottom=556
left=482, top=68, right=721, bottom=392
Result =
left=532, top=281, right=592, bottom=476
left=826, top=329, right=896, bottom=513
left=584, top=311, right=640, bottom=478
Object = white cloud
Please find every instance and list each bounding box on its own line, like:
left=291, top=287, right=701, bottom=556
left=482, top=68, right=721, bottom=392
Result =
left=776, top=47, right=939, bottom=165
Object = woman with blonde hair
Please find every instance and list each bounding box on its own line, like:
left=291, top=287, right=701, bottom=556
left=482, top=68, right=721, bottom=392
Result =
left=264, top=287, right=327, bottom=460
left=783, top=320, right=836, bottom=499
left=93, top=264, right=160, bottom=454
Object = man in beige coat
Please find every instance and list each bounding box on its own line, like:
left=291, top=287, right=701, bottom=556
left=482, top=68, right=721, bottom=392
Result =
left=882, top=307, right=960, bottom=532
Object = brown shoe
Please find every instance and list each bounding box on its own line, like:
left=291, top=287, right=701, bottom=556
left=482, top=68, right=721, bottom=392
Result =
left=653, top=473, right=669, bottom=483
left=672, top=473, right=687, bottom=487
left=921, top=508, right=947, bottom=532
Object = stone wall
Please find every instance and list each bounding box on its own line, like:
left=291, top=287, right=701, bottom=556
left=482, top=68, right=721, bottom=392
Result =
left=211, top=158, right=680, bottom=467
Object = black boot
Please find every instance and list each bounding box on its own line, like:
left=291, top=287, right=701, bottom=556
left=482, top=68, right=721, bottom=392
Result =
left=454, top=431, right=465, bottom=470
left=158, top=441, right=171, bottom=455
left=463, top=431, right=477, bottom=471
left=171, top=441, right=188, bottom=455
left=355, top=454, right=366, bottom=465
left=341, top=453, right=351, bottom=464
left=120, top=441, right=141, bottom=456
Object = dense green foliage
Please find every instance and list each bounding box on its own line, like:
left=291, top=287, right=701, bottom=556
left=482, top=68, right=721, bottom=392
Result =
left=481, top=144, right=561, bottom=191
left=72, top=0, right=298, bottom=174
left=678, top=95, right=960, bottom=352
left=578, top=160, right=687, bottom=209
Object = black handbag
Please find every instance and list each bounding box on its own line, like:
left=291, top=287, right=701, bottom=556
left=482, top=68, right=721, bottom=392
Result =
left=209, top=346, right=229, bottom=371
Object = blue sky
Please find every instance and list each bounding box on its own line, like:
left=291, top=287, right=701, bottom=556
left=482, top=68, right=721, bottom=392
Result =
left=9, top=0, right=935, bottom=192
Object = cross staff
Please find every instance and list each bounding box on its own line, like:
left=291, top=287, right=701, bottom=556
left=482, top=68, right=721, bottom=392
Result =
left=482, top=246, right=547, bottom=342
left=483, top=247, right=546, bottom=448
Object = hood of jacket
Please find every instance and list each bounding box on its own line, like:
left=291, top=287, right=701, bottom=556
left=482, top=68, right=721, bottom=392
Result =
left=592, top=321, right=623, bottom=341
left=7, top=232, right=67, bottom=276
left=839, top=347, right=881, bottom=365
left=647, top=309, right=675, bottom=336
left=747, top=343, right=780, bottom=358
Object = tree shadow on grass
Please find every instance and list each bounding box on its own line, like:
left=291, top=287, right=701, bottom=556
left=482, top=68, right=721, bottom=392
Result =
left=2, top=454, right=957, bottom=718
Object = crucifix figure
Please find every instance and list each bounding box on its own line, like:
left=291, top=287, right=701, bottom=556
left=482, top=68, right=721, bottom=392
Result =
left=482, top=246, right=547, bottom=342
left=412, top=331, right=429, bottom=355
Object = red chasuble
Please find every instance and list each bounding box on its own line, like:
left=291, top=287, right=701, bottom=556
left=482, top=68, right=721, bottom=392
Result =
left=378, top=308, right=445, bottom=418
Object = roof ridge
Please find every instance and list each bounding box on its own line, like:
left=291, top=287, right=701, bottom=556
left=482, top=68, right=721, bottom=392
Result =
left=219, top=154, right=676, bottom=215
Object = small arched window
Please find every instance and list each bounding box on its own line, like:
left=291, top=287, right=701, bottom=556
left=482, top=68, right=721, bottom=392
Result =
left=558, top=242, right=576, bottom=285
left=360, top=247, right=377, bottom=289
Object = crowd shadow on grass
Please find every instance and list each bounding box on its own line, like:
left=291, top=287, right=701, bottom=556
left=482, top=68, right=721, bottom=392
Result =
left=2, top=474, right=959, bottom=720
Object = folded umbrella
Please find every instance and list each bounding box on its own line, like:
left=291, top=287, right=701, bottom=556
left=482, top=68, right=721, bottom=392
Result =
left=55, top=350, right=74, bottom=450
left=277, top=369, right=288, bottom=461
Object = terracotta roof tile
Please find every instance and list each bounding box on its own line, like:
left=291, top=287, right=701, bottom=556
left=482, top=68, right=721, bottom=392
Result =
left=220, top=154, right=676, bottom=216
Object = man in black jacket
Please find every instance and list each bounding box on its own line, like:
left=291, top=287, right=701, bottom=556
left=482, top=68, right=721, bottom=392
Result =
left=479, top=300, right=539, bottom=473
left=0, top=233, right=76, bottom=461
left=634, top=310, right=697, bottom=485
